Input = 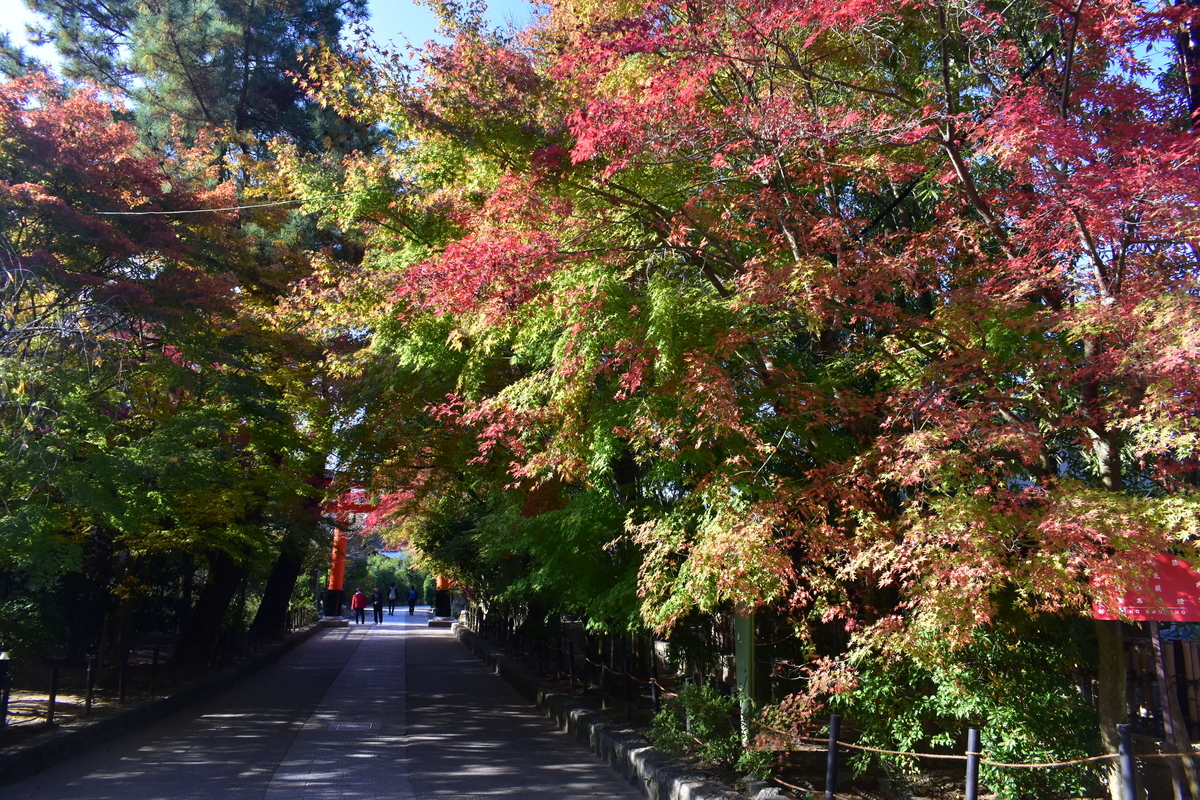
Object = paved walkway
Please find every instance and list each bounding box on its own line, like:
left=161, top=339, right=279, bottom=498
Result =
left=5, top=610, right=645, bottom=800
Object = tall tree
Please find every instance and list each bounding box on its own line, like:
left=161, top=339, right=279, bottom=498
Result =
left=9, top=0, right=377, bottom=660
left=0, top=71, right=332, bottom=667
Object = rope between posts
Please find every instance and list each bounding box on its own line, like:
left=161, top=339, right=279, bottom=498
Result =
left=506, top=634, right=666, bottom=689
left=792, top=736, right=969, bottom=761
left=791, top=735, right=1200, bottom=769
left=582, top=655, right=655, bottom=683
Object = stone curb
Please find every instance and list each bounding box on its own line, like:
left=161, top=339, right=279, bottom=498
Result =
left=0, top=622, right=325, bottom=787
left=452, top=623, right=746, bottom=800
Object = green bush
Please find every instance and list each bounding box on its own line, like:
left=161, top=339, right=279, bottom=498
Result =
left=650, top=682, right=773, bottom=779
left=829, top=614, right=1102, bottom=799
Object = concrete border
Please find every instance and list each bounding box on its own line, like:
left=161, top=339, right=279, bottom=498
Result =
left=0, top=622, right=324, bottom=787
left=452, top=623, right=746, bottom=800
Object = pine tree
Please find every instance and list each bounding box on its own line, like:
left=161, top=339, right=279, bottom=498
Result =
left=24, top=0, right=367, bottom=149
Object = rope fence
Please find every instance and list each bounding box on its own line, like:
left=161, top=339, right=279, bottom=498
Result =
left=471, top=612, right=684, bottom=717
left=787, top=734, right=1152, bottom=768
left=783, top=719, right=1178, bottom=800
left=469, top=612, right=1181, bottom=800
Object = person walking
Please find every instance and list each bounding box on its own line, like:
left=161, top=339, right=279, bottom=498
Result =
left=371, top=586, right=384, bottom=624
left=387, top=584, right=397, bottom=615
left=350, top=588, right=367, bottom=624
left=407, top=586, right=418, bottom=615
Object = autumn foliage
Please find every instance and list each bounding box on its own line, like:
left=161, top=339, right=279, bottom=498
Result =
left=287, top=0, right=1200, bottom=790
left=4, top=0, right=1200, bottom=791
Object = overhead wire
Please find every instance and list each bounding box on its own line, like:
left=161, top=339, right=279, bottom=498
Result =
left=80, top=191, right=358, bottom=216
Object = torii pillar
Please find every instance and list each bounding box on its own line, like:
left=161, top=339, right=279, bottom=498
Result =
left=323, top=528, right=349, bottom=617
left=322, top=487, right=376, bottom=617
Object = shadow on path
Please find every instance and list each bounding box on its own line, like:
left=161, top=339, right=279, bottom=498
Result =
left=3, top=610, right=644, bottom=800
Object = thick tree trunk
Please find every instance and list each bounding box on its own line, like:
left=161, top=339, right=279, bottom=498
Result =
left=175, top=551, right=244, bottom=666
left=251, top=546, right=306, bottom=637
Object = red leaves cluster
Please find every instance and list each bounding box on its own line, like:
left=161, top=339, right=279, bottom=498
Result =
left=396, top=174, right=574, bottom=323
left=332, top=0, right=1200, bottom=660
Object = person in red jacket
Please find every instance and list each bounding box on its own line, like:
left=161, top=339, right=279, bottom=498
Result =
left=350, top=587, right=367, bottom=624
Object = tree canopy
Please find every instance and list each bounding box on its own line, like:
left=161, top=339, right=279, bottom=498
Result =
left=2, top=0, right=1199, bottom=794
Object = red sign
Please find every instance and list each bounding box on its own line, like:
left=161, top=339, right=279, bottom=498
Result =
left=1093, top=553, right=1200, bottom=622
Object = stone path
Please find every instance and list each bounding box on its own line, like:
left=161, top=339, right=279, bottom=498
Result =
left=265, top=620, right=413, bottom=800
left=3, top=611, right=644, bottom=800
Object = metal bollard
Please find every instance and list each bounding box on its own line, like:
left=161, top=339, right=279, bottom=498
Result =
left=964, top=728, right=981, bottom=800
left=84, top=655, right=96, bottom=715
left=1118, top=723, right=1137, bottom=800
left=47, top=665, right=60, bottom=724
left=118, top=654, right=128, bottom=705
left=683, top=676, right=694, bottom=734
left=825, top=714, right=841, bottom=800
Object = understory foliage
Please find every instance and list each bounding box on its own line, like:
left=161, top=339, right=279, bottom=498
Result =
left=288, top=0, right=1200, bottom=791
left=826, top=612, right=1101, bottom=797
left=651, top=683, right=773, bottom=779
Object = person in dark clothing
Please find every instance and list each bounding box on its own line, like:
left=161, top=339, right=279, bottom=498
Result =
left=407, top=587, right=418, bottom=615
left=350, top=588, right=367, bottom=624
left=388, top=584, right=397, bottom=615
left=371, top=586, right=384, bottom=624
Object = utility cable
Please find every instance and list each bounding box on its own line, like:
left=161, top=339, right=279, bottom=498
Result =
left=81, top=191, right=357, bottom=216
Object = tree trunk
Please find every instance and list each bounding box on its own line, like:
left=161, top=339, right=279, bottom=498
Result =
left=175, top=551, right=244, bottom=666
left=1097, top=618, right=1129, bottom=800
left=251, top=545, right=306, bottom=637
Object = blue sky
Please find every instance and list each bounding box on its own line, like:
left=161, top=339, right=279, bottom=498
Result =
left=0, top=0, right=533, bottom=68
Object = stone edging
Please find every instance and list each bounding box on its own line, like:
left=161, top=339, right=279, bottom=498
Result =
left=0, top=623, right=324, bottom=787
left=452, top=623, right=746, bottom=800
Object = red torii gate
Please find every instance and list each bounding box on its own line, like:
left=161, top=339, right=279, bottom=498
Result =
left=321, top=486, right=377, bottom=617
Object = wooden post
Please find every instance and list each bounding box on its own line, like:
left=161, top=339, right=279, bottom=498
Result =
left=118, top=653, right=128, bottom=705
left=735, top=609, right=756, bottom=745
left=1149, top=621, right=1199, bottom=800
left=650, top=659, right=660, bottom=714
left=624, top=656, right=632, bottom=721
left=1186, top=643, right=1200, bottom=728
left=47, top=665, right=60, bottom=724
left=84, top=655, right=96, bottom=715
left=1098, top=618, right=1130, bottom=800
